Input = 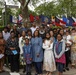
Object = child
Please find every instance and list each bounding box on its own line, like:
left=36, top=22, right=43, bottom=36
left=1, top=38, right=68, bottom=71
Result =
left=23, top=38, right=32, bottom=75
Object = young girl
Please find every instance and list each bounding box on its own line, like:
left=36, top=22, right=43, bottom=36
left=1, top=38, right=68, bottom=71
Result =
left=43, top=32, right=56, bottom=75
left=23, top=38, right=32, bottom=75
left=54, top=34, right=66, bottom=75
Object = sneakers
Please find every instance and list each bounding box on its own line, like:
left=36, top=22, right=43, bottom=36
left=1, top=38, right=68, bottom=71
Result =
left=66, top=68, right=69, bottom=71
left=63, top=67, right=69, bottom=72
left=63, top=69, right=66, bottom=72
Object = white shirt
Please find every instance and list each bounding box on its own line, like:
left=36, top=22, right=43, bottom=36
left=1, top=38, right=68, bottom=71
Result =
left=30, top=26, right=38, bottom=35
left=65, top=35, right=72, bottom=51
left=19, top=36, right=29, bottom=54
left=43, top=40, right=53, bottom=50
left=66, top=35, right=72, bottom=45
left=19, top=37, right=25, bottom=55
left=2, top=31, right=10, bottom=41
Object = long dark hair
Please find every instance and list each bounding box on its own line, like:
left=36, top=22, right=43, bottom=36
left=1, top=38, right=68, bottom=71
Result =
left=45, top=32, right=50, bottom=39
left=33, top=30, right=40, bottom=37
left=27, top=29, right=32, bottom=36
left=56, top=33, right=63, bottom=39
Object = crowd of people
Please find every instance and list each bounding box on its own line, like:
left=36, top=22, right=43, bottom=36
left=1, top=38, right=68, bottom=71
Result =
left=0, top=22, right=76, bottom=75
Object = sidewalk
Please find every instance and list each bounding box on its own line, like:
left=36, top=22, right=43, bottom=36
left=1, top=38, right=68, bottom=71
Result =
left=63, top=68, right=76, bottom=75
left=3, top=66, right=76, bottom=75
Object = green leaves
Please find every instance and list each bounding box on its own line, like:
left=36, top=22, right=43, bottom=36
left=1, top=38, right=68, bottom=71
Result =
left=35, top=2, right=54, bottom=16
left=35, top=1, right=57, bottom=16
left=35, top=0, right=76, bottom=17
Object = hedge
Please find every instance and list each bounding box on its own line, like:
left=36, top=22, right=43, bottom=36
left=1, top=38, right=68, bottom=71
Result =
left=0, top=26, right=4, bottom=31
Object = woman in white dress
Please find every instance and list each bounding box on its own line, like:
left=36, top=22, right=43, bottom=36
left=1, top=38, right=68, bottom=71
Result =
left=43, top=32, right=56, bottom=75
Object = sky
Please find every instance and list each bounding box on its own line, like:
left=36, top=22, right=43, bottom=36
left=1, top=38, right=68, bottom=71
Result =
left=5, top=0, right=53, bottom=11
left=29, top=0, right=53, bottom=11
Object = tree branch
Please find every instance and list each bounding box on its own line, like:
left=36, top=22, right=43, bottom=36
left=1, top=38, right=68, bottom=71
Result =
left=24, top=0, right=30, bottom=7
left=26, top=0, right=30, bottom=6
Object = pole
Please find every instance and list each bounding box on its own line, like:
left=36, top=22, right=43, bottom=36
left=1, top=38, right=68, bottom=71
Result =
left=71, top=0, right=72, bottom=16
left=5, top=2, right=7, bottom=26
left=2, top=13, right=4, bottom=26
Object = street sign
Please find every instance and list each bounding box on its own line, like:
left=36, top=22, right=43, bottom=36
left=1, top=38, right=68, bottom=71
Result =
left=7, top=5, right=19, bottom=8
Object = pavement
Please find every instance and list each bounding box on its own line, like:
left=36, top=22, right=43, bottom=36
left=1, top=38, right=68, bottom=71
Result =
left=0, top=66, right=76, bottom=75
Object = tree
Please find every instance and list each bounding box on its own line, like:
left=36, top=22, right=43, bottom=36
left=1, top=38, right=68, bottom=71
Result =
left=3, top=8, right=14, bottom=25
left=0, top=8, right=13, bottom=26
left=35, top=0, right=76, bottom=17
left=35, top=1, right=57, bottom=16
left=15, top=0, right=45, bottom=24
left=57, top=0, right=76, bottom=17
left=16, top=8, right=37, bottom=17
left=0, top=0, right=76, bottom=25
left=0, top=0, right=45, bottom=24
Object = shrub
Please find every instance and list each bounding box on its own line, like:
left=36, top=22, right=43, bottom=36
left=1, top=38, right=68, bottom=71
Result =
left=0, top=26, right=4, bottom=31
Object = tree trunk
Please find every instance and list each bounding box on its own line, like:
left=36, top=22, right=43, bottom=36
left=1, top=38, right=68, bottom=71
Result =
left=19, top=0, right=30, bottom=25
left=21, top=5, right=29, bottom=25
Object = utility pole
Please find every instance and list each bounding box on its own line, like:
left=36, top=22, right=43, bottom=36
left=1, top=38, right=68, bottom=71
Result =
left=70, top=0, right=73, bottom=16
left=2, top=13, right=4, bottom=26
left=5, top=2, right=7, bottom=26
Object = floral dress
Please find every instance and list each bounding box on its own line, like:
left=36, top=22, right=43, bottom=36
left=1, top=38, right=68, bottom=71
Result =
left=19, top=37, right=26, bottom=65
